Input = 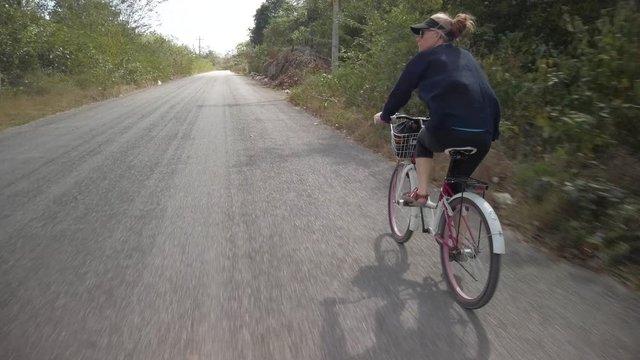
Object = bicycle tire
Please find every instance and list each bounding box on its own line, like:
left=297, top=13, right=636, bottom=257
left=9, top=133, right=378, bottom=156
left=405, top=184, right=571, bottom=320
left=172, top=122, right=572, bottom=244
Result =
left=439, top=196, right=501, bottom=309
left=388, top=164, right=414, bottom=243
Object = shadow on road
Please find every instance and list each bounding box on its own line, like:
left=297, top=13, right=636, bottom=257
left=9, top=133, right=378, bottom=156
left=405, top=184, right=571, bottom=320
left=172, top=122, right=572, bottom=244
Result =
left=320, top=234, right=491, bottom=360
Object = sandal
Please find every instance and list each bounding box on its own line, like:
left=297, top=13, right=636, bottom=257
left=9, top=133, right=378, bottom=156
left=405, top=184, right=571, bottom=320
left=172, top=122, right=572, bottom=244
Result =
left=401, top=189, right=429, bottom=207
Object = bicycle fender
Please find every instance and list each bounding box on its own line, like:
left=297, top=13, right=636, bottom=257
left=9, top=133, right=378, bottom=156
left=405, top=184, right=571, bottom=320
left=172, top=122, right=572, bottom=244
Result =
left=449, top=192, right=506, bottom=254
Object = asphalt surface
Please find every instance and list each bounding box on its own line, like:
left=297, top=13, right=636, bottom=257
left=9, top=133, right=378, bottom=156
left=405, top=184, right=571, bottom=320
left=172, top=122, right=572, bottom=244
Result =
left=0, top=71, right=638, bottom=360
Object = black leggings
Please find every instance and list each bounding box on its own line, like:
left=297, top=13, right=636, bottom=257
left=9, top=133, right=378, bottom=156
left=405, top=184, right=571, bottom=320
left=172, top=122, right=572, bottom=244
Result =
left=416, top=128, right=492, bottom=183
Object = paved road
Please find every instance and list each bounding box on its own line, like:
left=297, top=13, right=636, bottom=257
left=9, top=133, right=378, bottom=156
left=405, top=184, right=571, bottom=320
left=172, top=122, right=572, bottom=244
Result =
left=0, top=71, right=638, bottom=360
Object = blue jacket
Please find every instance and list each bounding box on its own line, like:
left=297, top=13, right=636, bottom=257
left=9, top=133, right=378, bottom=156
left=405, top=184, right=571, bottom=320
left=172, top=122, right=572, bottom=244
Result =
left=382, top=44, right=501, bottom=140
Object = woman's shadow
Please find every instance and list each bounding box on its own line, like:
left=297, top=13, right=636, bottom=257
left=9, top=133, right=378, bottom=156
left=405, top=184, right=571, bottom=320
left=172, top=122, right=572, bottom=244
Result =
left=320, top=234, right=491, bottom=360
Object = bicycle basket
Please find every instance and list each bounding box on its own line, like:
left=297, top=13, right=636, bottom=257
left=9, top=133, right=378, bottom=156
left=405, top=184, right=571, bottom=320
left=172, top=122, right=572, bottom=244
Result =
left=390, top=120, right=422, bottom=159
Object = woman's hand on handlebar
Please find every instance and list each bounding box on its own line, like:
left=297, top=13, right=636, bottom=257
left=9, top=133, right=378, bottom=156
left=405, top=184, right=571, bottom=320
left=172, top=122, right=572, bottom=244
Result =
left=373, top=112, right=387, bottom=126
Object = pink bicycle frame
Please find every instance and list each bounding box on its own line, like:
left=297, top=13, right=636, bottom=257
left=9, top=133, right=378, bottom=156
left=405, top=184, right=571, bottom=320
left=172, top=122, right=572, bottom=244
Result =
left=432, top=181, right=481, bottom=252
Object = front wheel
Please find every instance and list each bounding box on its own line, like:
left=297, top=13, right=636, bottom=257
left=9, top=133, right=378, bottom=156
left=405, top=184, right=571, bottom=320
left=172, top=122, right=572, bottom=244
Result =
left=388, top=164, right=414, bottom=243
left=439, top=197, right=501, bottom=309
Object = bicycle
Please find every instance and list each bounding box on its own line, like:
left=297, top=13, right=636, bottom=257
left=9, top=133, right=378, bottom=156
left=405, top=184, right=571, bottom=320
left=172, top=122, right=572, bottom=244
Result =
left=387, top=114, right=505, bottom=309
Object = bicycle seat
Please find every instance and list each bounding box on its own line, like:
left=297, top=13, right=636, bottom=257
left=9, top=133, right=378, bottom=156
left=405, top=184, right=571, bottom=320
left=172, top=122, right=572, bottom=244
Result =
left=444, top=147, right=477, bottom=158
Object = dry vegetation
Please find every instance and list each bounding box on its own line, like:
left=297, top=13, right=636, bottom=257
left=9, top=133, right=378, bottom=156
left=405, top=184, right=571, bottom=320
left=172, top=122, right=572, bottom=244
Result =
left=0, top=85, right=137, bottom=131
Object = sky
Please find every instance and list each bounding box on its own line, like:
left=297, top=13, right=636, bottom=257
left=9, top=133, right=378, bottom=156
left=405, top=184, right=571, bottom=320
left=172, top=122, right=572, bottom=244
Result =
left=154, top=0, right=266, bottom=55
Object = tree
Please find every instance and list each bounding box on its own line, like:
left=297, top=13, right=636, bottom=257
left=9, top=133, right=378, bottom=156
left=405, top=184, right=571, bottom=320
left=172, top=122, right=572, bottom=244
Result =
left=109, top=0, right=167, bottom=32
left=443, top=0, right=620, bottom=51
left=250, top=0, right=286, bottom=45
left=0, top=1, right=50, bottom=85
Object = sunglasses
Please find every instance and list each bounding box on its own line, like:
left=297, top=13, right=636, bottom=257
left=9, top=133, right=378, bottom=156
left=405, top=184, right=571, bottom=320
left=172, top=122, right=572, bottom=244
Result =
left=418, top=29, right=434, bottom=38
left=418, top=29, right=445, bottom=40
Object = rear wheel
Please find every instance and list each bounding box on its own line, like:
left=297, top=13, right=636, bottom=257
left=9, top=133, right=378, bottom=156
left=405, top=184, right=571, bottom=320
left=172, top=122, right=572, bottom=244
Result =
left=439, top=197, right=500, bottom=309
left=388, top=164, right=414, bottom=243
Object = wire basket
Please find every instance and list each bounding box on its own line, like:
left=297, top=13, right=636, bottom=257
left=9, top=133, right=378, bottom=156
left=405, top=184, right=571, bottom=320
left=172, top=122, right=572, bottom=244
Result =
left=390, top=121, right=421, bottom=159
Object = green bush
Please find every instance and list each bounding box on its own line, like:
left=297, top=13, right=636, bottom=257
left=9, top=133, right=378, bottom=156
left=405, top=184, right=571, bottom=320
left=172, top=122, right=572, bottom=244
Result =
left=559, top=179, right=639, bottom=265
left=1, top=2, right=213, bottom=93
left=531, top=2, right=640, bottom=156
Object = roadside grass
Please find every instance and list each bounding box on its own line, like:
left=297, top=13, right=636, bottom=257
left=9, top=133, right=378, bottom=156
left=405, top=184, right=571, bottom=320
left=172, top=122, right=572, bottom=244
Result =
left=0, top=65, right=214, bottom=132
left=0, top=84, right=137, bottom=131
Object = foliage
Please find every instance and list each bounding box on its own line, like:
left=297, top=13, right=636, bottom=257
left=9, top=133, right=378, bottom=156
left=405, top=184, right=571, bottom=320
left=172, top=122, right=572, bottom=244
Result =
left=444, top=0, right=620, bottom=54
left=535, top=4, right=640, bottom=155
left=249, top=0, right=287, bottom=45
left=559, top=179, right=640, bottom=266
left=0, top=1, right=51, bottom=87
left=0, top=0, right=212, bottom=93
left=109, top=0, right=167, bottom=32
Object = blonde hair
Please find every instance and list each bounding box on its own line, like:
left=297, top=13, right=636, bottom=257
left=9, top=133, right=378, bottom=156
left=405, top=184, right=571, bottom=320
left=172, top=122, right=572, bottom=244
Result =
left=431, top=12, right=476, bottom=40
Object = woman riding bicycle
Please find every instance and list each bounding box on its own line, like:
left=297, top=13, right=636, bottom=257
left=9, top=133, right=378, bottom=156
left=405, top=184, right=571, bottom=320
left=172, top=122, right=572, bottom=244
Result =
left=374, top=12, right=500, bottom=206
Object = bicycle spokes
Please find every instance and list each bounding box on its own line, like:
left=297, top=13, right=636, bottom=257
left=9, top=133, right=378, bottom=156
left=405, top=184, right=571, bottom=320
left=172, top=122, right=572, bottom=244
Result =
left=441, top=197, right=500, bottom=309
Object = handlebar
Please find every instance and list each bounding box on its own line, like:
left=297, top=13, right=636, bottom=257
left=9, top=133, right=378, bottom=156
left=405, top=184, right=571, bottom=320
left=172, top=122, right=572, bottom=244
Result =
left=391, top=114, right=429, bottom=121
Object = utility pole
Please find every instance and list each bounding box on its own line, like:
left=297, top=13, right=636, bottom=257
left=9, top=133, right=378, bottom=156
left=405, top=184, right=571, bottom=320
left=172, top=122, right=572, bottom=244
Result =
left=196, top=37, right=204, bottom=55
left=331, top=0, right=339, bottom=71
